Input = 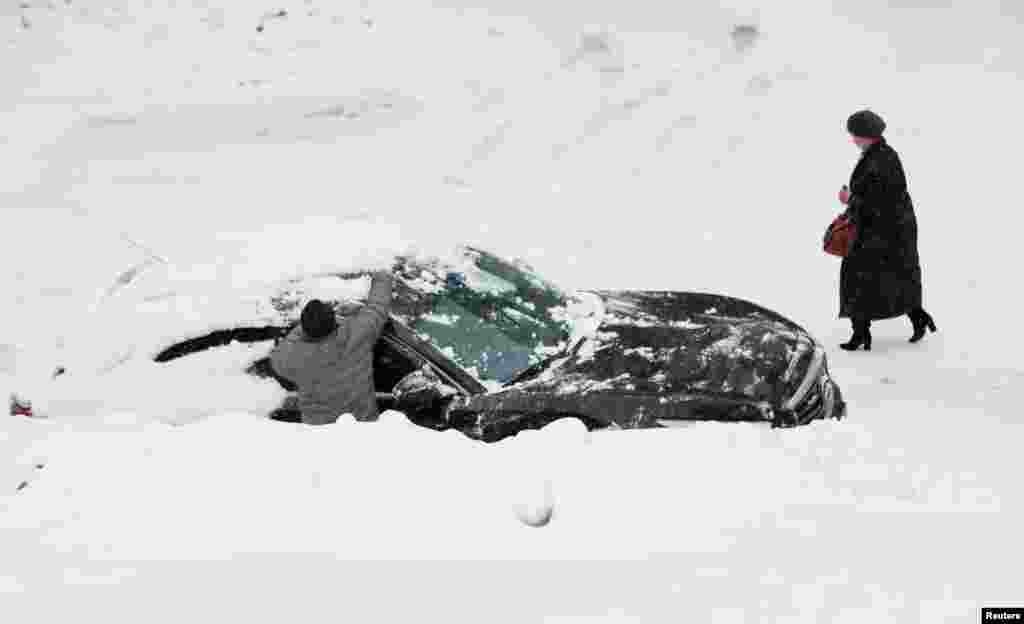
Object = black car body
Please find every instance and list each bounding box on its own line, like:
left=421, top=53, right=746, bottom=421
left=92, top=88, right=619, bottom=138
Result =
left=151, top=246, right=845, bottom=441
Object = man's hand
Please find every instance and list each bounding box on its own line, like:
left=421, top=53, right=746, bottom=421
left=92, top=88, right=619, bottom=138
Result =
left=838, top=185, right=851, bottom=205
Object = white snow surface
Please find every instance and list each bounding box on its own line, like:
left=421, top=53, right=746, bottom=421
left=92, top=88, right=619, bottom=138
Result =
left=2, top=0, right=1024, bottom=621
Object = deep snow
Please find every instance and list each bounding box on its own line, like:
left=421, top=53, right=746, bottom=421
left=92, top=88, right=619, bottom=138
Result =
left=2, top=1, right=1023, bottom=621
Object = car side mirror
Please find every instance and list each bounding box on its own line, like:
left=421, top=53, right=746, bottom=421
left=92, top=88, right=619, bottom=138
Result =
left=393, top=366, right=457, bottom=411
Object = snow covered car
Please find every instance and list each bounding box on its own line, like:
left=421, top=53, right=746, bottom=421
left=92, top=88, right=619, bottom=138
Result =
left=13, top=246, right=844, bottom=441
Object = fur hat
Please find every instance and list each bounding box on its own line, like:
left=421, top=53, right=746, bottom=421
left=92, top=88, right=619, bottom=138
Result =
left=846, top=109, right=886, bottom=138
left=300, top=299, right=338, bottom=340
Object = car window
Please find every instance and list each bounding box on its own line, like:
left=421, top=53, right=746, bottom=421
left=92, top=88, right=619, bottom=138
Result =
left=374, top=337, right=421, bottom=393
left=405, top=247, right=574, bottom=384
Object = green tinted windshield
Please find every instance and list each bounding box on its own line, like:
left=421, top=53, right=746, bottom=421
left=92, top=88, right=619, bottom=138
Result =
left=402, top=247, right=573, bottom=384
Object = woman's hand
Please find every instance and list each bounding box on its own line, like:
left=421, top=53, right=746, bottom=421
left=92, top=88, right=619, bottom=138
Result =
left=838, top=185, right=851, bottom=205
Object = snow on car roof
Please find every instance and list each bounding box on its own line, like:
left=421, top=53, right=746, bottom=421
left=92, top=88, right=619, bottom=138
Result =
left=54, top=220, right=412, bottom=373
left=57, top=222, right=570, bottom=375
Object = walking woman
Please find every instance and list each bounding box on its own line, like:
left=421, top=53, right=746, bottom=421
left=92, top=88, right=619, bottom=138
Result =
left=837, top=109, right=936, bottom=350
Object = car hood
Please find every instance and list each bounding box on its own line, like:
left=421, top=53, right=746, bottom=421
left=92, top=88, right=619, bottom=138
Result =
left=503, top=290, right=817, bottom=405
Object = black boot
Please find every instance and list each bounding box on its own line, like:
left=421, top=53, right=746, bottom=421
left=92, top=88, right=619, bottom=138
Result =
left=840, top=319, right=872, bottom=351
left=908, top=308, right=937, bottom=343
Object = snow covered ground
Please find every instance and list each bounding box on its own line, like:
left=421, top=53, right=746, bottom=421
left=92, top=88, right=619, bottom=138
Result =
left=2, top=1, right=1022, bottom=621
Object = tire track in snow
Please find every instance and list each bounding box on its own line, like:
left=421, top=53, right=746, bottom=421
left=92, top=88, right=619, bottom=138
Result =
left=654, top=113, right=699, bottom=153
left=445, top=28, right=636, bottom=187
left=462, top=119, right=512, bottom=169
left=448, top=24, right=765, bottom=186
left=550, top=79, right=673, bottom=161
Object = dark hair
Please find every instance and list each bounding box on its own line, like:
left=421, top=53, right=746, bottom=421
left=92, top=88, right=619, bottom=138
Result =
left=300, top=299, right=337, bottom=340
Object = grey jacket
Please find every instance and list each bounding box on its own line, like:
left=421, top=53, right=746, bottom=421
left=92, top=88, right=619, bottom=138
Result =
left=270, top=272, right=393, bottom=424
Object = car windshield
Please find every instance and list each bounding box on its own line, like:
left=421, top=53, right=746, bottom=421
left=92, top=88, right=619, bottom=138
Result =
left=404, top=247, right=574, bottom=384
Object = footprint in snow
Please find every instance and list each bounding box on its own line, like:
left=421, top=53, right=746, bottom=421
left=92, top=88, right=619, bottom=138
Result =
left=14, top=464, right=45, bottom=493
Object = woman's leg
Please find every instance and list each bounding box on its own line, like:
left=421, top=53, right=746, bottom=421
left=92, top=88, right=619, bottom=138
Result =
left=908, top=307, right=937, bottom=343
left=840, top=318, right=872, bottom=351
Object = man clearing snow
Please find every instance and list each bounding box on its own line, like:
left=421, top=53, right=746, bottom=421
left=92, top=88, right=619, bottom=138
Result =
left=270, top=271, right=394, bottom=424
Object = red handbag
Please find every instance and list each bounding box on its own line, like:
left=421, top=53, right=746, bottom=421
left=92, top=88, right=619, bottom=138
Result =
left=823, top=213, right=856, bottom=257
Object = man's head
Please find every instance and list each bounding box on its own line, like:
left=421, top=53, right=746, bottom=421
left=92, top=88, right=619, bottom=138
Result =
left=300, top=299, right=338, bottom=340
left=846, top=109, right=886, bottom=149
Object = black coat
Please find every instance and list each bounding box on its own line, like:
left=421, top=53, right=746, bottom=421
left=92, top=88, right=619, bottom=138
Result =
left=839, top=139, right=922, bottom=320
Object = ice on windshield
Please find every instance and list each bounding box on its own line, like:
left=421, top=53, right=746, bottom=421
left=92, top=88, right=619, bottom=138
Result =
left=404, top=247, right=575, bottom=384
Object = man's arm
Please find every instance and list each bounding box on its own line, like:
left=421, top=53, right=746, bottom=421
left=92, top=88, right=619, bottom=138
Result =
left=346, top=271, right=394, bottom=347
